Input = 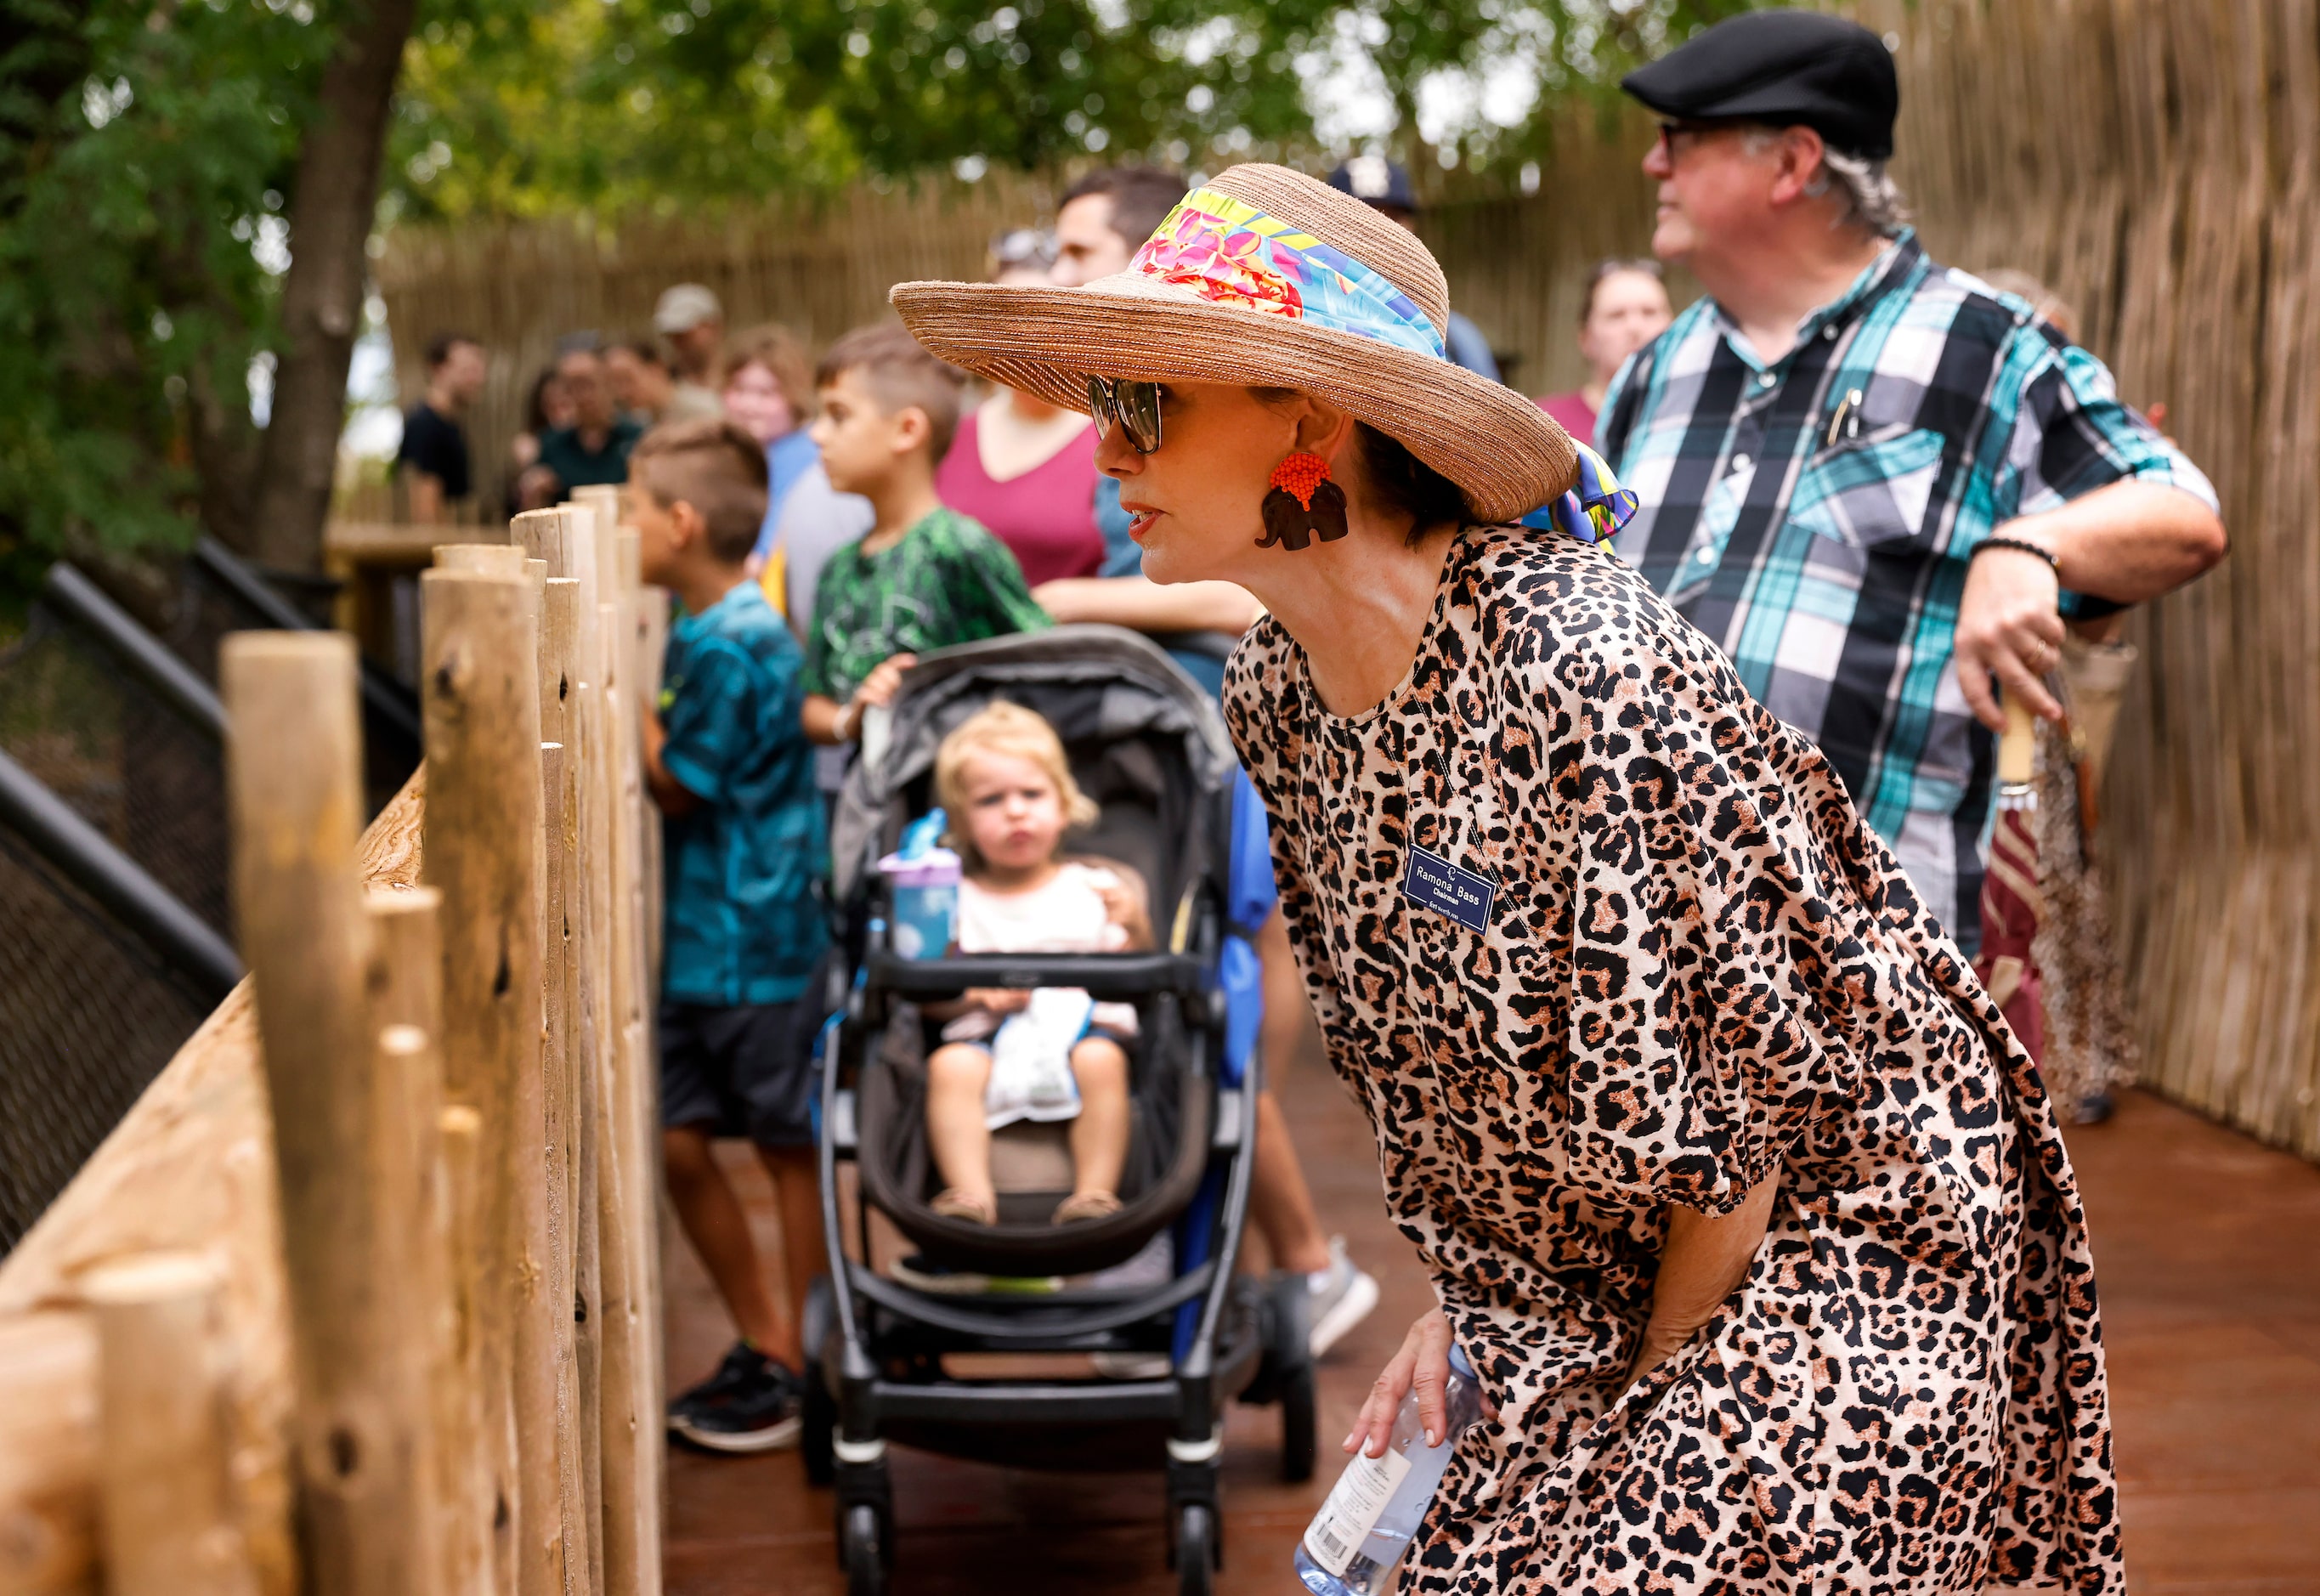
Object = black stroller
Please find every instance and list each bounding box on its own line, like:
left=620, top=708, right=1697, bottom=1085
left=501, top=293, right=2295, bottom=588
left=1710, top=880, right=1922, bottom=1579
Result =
left=802, top=626, right=1316, bottom=1594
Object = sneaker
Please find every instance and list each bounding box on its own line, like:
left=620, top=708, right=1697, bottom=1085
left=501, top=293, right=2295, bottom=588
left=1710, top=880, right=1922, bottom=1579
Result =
left=667, top=1343, right=801, bottom=1453
left=1089, top=1350, right=1174, bottom=1378
left=1303, top=1236, right=1380, bottom=1361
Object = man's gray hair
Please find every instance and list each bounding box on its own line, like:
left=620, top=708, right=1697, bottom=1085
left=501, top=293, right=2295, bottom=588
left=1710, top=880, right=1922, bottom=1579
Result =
left=1743, top=127, right=1910, bottom=238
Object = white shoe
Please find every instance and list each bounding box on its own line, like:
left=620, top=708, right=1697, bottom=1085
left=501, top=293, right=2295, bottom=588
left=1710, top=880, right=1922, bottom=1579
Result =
left=1304, top=1236, right=1380, bottom=1360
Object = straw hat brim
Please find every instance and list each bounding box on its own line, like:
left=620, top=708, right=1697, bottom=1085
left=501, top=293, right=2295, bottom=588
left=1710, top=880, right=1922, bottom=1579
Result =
left=889, top=272, right=1578, bottom=526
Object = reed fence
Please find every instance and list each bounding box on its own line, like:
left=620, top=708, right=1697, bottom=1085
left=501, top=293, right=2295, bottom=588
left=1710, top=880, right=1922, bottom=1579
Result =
left=1847, top=0, right=2320, bottom=1159
left=0, top=493, right=669, bottom=1593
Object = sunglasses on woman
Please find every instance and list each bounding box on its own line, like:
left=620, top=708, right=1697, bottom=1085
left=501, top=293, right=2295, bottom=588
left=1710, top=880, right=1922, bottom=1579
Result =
left=1086, top=375, right=1163, bottom=454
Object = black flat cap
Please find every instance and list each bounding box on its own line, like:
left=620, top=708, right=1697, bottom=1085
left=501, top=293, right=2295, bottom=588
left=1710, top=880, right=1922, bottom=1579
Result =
left=1622, top=9, right=1898, bottom=161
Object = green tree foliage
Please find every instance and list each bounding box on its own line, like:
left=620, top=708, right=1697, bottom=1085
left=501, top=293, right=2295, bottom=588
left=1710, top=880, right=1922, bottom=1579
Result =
left=0, top=0, right=337, bottom=587
left=387, top=0, right=1757, bottom=222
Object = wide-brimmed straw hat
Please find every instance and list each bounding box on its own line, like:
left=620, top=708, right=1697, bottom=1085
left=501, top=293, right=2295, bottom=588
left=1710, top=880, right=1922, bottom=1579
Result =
left=889, top=163, right=1579, bottom=527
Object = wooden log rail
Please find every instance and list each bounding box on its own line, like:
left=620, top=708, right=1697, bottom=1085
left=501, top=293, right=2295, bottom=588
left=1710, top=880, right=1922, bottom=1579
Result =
left=0, top=499, right=671, bottom=1596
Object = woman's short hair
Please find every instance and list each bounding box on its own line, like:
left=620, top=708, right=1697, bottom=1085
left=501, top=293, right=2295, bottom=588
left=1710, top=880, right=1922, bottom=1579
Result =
left=629, top=417, right=772, bottom=563
left=723, top=323, right=816, bottom=414
left=1578, top=258, right=1666, bottom=324
left=934, top=700, right=1099, bottom=869
left=1357, top=424, right=1472, bottom=544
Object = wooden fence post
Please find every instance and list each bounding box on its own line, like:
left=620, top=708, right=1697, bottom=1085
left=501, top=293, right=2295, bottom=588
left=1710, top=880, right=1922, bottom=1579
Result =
left=222, top=631, right=438, bottom=1596
left=436, top=544, right=531, bottom=578
left=518, top=509, right=608, bottom=1596
left=567, top=492, right=661, bottom=1596
left=82, top=1254, right=258, bottom=1596
left=364, top=886, right=489, bottom=1596
left=419, top=571, right=559, bottom=1596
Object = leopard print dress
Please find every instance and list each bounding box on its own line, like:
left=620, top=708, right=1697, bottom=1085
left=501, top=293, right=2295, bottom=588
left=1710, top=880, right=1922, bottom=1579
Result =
left=1223, top=526, right=2121, bottom=1594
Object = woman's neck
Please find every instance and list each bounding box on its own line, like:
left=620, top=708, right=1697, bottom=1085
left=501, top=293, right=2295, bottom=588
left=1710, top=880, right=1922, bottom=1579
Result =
left=1242, top=518, right=1459, bottom=716
left=1580, top=377, right=1610, bottom=413
left=971, top=856, right=1062, bottom=894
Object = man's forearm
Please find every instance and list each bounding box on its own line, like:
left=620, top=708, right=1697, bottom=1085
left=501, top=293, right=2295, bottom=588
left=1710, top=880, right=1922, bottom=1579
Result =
left=1033, top=575, right=1262, bottom=635
left=2006, top=479, right=2226, bottom=603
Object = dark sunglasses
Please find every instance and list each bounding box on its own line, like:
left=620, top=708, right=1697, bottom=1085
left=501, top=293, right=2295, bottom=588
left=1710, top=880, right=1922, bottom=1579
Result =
left=1086, top=375, right=1163, bottom=455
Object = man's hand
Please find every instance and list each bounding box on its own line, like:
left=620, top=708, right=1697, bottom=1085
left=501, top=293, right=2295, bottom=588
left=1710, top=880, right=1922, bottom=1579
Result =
left=852, top=653, right=917, bottom=712
left=1955, top=543, right=2067, bottom=732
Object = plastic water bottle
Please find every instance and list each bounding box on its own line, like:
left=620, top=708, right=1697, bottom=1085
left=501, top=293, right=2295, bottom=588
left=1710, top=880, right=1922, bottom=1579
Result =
left=1293, top=1344, right=1482, bottom=1595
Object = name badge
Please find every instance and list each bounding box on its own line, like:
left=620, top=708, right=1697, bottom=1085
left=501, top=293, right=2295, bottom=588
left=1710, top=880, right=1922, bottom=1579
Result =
left=1402, top=845, right=1497, bottom=932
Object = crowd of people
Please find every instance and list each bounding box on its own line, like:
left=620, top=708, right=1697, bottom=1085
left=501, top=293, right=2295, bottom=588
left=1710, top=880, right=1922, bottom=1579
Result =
left=387, top=14, right=2227, bottom=1583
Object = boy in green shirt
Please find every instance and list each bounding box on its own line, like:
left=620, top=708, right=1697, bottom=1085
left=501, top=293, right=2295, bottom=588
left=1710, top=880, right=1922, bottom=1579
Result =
left=800, top=325, right=1049, bottom=756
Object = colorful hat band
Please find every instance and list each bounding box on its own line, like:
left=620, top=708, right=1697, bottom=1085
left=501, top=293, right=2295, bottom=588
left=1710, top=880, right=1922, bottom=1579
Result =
left=1129, top=187, right=1447, bottom=360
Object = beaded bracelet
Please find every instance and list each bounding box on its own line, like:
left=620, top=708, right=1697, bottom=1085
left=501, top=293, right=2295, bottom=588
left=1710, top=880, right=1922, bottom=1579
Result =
left=1971, top=534, right=2060, bottom=572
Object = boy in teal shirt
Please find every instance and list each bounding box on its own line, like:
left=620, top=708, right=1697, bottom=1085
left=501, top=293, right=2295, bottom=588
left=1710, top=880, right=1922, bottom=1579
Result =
left=800, top=325, right=1049, bottom=761
left=633, top=417, right=827, bottom=1452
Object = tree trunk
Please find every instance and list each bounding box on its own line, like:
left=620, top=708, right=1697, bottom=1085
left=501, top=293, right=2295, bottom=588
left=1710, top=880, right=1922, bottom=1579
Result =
left=246, top=0, right=418, bottom=574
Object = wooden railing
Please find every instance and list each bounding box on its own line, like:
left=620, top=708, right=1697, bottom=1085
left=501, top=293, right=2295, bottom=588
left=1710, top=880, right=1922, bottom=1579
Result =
left=0, top=485, right=668, bottom=1596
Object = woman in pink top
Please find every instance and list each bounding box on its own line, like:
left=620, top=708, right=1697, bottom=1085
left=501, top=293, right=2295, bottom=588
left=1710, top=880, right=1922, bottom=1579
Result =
left=934, top=231, right=1106, bottom=586
left=1535, top=257, right=1676, bottom=445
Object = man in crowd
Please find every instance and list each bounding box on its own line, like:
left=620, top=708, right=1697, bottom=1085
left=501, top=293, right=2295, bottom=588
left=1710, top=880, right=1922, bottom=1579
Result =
left=1324, top=156, right=1503, bottom=382
left=1038, top=164, right=1379, bottom=1359
left=1598, top=8, right=2225, bottom=956
left=655, top=283, right=727, bottom=417
left=394, top=331, right=486, bottom=524
left=536, top=342, right=644, bottom=496
left=608, top=337, right=722, bottom=427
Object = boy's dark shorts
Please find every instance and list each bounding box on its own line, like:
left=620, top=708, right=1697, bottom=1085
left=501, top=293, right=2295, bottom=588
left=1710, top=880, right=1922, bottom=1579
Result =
left=659, top=999, right=817, bottom=1149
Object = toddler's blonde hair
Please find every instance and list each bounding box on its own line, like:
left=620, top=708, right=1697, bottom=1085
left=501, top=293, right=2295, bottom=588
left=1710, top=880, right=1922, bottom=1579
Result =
left=933, top=700, right=1098, bottom=870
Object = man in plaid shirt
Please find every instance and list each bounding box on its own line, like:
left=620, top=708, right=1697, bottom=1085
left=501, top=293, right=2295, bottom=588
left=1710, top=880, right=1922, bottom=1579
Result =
left=1599, top=10, right=2226, bottom=954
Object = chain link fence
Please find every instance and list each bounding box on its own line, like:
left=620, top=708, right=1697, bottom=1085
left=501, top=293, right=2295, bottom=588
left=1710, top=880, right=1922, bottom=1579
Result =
left=0, top=581, right=232, bottom=1252
left=0, top=790, right=215, bottom=1251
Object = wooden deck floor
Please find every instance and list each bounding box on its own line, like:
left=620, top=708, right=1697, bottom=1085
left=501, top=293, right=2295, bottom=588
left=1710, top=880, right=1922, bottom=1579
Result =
left=661, top=1051, right=2320, bottom=1594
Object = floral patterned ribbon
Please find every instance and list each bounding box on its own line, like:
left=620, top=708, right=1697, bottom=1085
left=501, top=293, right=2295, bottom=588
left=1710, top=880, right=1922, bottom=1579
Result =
left=1130, top=188, right=1447, bottom=359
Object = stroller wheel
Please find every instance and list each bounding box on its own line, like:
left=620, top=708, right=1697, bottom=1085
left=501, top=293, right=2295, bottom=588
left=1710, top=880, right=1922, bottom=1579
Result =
left=841, top=1502, right=888, bottom=1596
left=1174, top=1502, right=1219, bottom=1595
left=1278, top=1357, right=1318, bottom=1483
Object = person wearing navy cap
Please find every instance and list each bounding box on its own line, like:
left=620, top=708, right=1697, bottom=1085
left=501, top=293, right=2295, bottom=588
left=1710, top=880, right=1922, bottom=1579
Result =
left=1326, top=156, right=1504, bottom=382
left=1598, top=8, right=2223, bottom=970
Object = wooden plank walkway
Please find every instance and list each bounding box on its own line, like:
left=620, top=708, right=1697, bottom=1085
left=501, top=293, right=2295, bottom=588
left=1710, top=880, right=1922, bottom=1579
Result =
left=662, top=1053, right=2320, bottom=1594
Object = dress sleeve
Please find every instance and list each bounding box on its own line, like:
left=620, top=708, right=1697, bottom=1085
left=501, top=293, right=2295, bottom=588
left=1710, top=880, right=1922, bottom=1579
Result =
left=1545, top=646, right=1864, bottom=1214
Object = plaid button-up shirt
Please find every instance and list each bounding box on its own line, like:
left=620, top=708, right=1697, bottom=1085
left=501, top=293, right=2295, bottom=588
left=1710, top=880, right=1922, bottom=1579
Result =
left=1598, top=231, right=2215, bottom=955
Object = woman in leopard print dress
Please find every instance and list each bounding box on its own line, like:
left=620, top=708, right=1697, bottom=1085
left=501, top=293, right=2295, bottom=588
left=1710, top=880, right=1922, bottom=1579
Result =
left=892, top=164, right=2121, bottom=1593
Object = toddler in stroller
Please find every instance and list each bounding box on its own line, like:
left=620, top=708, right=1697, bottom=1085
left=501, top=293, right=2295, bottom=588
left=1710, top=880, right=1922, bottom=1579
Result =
left=920, top=700, right=1148, bottom=1229
left=806, top=627, right=1317, bottom=1595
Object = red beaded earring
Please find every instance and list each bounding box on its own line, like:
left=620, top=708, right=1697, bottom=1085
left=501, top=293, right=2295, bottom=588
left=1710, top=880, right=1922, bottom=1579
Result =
left=1255, top=451, right=1350, bottom=551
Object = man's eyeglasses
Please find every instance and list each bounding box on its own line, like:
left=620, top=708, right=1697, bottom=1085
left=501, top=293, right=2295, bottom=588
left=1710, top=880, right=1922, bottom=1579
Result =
left=1655, top=119, right=1737, bottom=161
left=1086, top=376, right=1163, bottom=455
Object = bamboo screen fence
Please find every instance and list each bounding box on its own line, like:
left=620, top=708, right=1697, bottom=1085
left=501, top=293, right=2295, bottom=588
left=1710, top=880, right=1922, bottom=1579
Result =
left=1854, top=0, right=2320, bottom=1159
left=377, top=0, right=2320, bottom=1159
